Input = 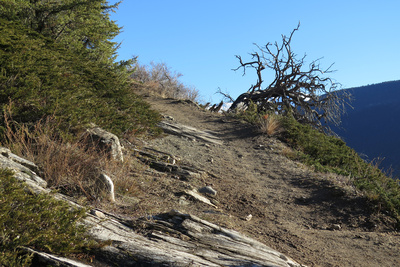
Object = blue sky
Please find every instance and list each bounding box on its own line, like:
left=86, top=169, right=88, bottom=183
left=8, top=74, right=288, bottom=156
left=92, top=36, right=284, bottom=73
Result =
left=110, top=1, right=400, bottom=103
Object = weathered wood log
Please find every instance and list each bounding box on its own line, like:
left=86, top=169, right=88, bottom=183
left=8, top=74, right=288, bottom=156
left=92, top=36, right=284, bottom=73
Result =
left=87, top=209, right=305, bottom=266
left=158, top=121, right=223, bottom=145
left=0, top=147, right=48, bottom=194
left=24, top=247, right=92, bottom=267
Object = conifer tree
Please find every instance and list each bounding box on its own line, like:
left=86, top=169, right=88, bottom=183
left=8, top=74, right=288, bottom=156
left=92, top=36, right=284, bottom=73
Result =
left=0, top=2, right=160, bottom=137
left=0, top=0, right=127, bottom=67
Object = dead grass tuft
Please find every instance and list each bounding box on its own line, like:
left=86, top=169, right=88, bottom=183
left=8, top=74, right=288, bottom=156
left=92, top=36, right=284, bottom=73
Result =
left=1, top=103, right=139, bottom=202
left=281, top=146, right=298, bottom=160
left=258, top=114, right=283, bottom=136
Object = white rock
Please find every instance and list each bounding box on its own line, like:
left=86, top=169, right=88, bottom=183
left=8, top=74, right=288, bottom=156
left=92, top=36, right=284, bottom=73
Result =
left=245, top=214, right=253, bottom=221
left=198, top=186, right=217, bottom=196
left=98, top=173, right=115, bottom=202
left=90, top=209, right=106, bottom=219
left=85, top=126, right=124, bottom=162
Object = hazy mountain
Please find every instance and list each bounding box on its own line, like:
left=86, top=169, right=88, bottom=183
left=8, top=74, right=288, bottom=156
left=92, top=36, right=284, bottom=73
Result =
left=332, top=80, right=400, bottom=178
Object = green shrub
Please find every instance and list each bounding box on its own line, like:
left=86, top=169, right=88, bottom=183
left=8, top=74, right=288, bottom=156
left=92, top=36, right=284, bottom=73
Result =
left=280, top=115, right=400, bottom=227
left=231, top=100, right=261, bottom=125
left=0, top=169, right=96, bottom=266
left=226, top=98, right=400, bottom=226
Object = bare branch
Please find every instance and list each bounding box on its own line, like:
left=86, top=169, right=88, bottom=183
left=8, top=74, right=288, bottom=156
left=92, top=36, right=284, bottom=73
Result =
left=216, top=87, right=234, bottom=102
left=229, top=24, right=351, bottom=133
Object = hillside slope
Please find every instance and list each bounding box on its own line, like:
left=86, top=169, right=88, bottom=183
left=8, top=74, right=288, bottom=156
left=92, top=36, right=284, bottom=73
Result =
left=333, top=81, right=400, bottom=178
left=2, top=94, right=400, bottom=266
left=139, top=96, right=400, bottom=267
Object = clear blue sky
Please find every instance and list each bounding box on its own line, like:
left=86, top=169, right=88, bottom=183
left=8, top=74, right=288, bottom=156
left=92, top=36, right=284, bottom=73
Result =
left=110, top=0, right=400, bottom=103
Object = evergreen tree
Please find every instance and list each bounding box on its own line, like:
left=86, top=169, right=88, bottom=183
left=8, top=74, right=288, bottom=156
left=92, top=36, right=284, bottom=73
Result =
left=0, top=0, right=127, bottom=67
left=0, top=6, right=160, bottom=137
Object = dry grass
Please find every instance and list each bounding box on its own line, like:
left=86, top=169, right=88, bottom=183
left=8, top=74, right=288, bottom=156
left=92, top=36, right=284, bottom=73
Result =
left=281, top=146, right=298, bottom=160
left=130, top=62, right=200, bottom=102
left=1, top=104, right=140, bottom=202
left=258, top=114, right=283, bottom=136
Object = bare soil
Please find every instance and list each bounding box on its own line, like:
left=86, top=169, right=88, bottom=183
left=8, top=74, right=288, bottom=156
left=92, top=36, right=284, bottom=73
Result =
left=115, top=96, right=400, bottom=267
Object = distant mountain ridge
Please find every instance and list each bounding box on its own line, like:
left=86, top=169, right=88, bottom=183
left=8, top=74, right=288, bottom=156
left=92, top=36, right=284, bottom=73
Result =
left=332, top=80, right=400, bottom=178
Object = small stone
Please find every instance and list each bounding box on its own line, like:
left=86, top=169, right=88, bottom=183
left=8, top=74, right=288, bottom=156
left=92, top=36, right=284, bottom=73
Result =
left=198, top=186, right=217, bottom=196
left=210, top=199, right=219, bottom=205
left=332, top=224, right=341, bottom=231
left=179, top=196, right=190, bottom=206
left=254, top=144, right=265, bottom=150
left=169, top=209, right=181, bottom=216
left=245, top=214, right=253, bottom=221
left=90, top=209, right=106, bottom=219
left=163, top=115, right=174, bottom=120
left=279, top=254, right=288, bottom=261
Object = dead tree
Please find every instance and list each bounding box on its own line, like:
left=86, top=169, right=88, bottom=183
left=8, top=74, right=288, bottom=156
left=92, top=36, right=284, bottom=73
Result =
left=229, top=23, right=351, bottom=132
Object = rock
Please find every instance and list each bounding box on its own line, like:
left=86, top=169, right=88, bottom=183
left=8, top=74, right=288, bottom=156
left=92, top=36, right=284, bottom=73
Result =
left=85, top=125, right=124, bottom=162
left=133, top=147, right=180, bottom=165
left=0, top=147, right=41, bottom=174
left=0, top=147, right=48, bottom=194
left=184, top=189, right=218, bottom=208
left=90, top=209, right=106, bottom=219
left=98, top=173, right=115, bottom=202
left=178, top=196, right=190, bottom=206
left=332, top=224, right=341, bottom=231
left=146, top=160, right=203, bottom=181
left=162, top=114, right=175, bottom=121
left=245, top=214, right=253, bottom=221
left=198, top=185, right=217, bottom=196
left=157, top=121, right=223, bottom=145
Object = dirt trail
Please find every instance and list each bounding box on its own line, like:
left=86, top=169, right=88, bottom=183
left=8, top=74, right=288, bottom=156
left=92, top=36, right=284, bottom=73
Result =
left=139, top=97, right=400, bottom=267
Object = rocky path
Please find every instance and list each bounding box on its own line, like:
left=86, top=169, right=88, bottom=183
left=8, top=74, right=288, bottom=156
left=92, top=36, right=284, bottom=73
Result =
left=144, top=97, right=400, bottom=267
left=3, top=96, right=399, bottom=266
left=0, top=148, right=303, bottom=267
